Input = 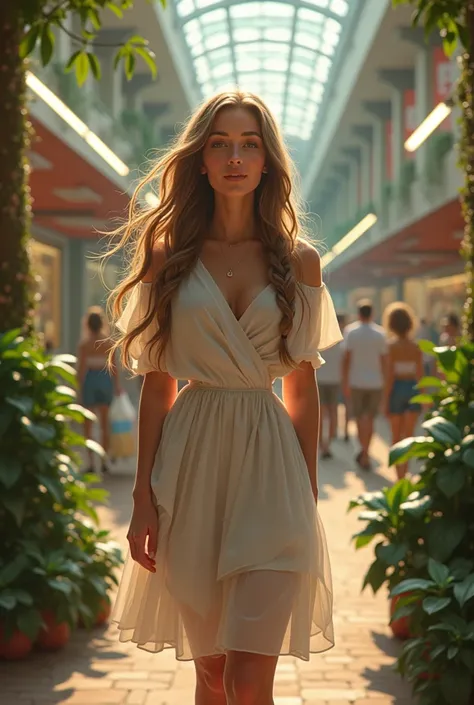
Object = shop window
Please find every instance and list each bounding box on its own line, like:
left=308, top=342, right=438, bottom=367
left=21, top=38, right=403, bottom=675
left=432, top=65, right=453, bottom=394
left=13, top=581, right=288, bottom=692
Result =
left=30, top=239, right=62, bottom=350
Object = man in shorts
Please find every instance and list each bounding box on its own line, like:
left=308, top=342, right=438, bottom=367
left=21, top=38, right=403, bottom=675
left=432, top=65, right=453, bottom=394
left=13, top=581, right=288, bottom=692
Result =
left=342, top=300, right=387, bottom=470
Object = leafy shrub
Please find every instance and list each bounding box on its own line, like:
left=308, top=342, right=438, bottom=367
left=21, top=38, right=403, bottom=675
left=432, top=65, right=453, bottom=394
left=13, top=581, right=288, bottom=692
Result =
left=0, top=330, right=122, bottom=641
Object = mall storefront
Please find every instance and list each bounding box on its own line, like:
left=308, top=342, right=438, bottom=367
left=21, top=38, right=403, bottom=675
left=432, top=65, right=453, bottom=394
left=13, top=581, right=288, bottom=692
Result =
left=31, top=228, right=121, bottom=354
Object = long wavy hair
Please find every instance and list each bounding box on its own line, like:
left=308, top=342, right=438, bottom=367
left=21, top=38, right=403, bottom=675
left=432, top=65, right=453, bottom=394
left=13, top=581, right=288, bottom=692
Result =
left=106, top=90, right=313, bottom=372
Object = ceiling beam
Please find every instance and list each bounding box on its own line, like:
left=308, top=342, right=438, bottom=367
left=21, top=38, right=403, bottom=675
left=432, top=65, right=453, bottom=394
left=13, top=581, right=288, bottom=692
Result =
left=378, top=68, right=415, bottom=91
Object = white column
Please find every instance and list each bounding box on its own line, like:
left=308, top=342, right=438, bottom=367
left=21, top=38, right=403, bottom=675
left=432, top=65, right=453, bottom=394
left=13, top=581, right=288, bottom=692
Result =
left=391, top=88, right=405, bottom=193
left=414, top=47, right=433, bottom=177
left=360, top=143, right=372, bottom=206
left=371, top=118, right=386, bottom=209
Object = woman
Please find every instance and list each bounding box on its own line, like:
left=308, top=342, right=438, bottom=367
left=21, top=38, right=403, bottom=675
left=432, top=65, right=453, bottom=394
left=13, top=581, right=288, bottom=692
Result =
left=317, top=312, right=345, bottom=459
left=383, top=302, right=423, bottom=480
left=108, top=91, right=342, bottom=704
left=77, top=307, right=121, bottom=473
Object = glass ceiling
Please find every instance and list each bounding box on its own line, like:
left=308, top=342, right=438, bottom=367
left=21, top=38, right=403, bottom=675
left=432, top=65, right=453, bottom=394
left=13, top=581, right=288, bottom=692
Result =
left=175, top=0, right=349, bottom=141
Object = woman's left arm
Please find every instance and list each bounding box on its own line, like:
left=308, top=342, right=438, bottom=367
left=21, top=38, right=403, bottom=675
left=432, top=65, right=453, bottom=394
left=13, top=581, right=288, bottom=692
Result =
left=283, top=364, right=320, bottom=503
left=282, top=242, right=323, bottom=504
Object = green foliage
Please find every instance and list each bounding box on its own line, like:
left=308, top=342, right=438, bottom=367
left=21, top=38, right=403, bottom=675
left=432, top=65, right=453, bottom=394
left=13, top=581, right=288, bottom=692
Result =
left=19, top=1, right=162, bottom=86
left=349, top=342, right=474, bottom=704
left=392, top=0, right=467, bottom=55
left=390, top=559, right=474, bottom=705
left=0, top=330, right=122, bottom=639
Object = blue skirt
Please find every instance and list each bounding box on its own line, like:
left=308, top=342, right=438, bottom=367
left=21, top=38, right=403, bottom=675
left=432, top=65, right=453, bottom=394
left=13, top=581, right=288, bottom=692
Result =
left=82, top=368, right=114, bottom=407
left=388, top=379, right=421, bottom=415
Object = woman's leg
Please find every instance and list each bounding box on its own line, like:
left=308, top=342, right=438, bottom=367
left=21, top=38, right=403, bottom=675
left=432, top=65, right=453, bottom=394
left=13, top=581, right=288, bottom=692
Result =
left=97, top=404, right=111, bottom=456
left=194, top=655, right=226, bottom=705
left=398, top=410, right=420, bottom=479
left=388, top=413, right=405, bottom=479
left=224, top=651, right=278, bottom=705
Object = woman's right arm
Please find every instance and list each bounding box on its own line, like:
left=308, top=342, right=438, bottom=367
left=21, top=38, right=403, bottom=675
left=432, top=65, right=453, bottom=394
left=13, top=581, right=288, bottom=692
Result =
left=133, top=370, right=178, bottom=502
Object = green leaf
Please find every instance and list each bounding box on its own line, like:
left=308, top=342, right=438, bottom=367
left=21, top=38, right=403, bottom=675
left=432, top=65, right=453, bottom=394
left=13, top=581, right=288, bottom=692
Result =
left=134, top=46, right=157, bottom=78
left=38, top=474, right=64, bottom=503
left=85, top=439, right=105, bottom=457
left=20, top=24, right=41, bottom=58
left=48, top=578, right=72, bottom=595
left=409, top=394, right=433, bottom=404
left=0, top=594, right=15, bottom=610
left=462, top=448, right=474, bottom=468
left=418, top=339, right=436, bottom=354
left=454, top=574, right=474, bottom=608
left=0, top=456, right=22, bottom=489
left=436, top=465, right=466, bottom=498
left=3, top=497, right=26, bottom=526
left=5, top=396, right=33, bottom=415
left=55, top=385, right=77, bottom=400
left=0, top=555, right=29, bottom=586
left=385, top=477, right=413, bottom=512
left=87, top=52, right=102, bottom=80
left=389, top=436, right=436, bottom=466
left=44, top=360, right=77, bottom=386
left=447, top=645, right=459, bottom=660
left=422, top=416, right=462, bottom=445
left=416, top=376, right=442, bottom=389
left=125, top=52, right=136, bottom=80
left=17, top=609, right=43, bottom=642
left=435, top=347, right=458, bottom=372
left=106, top=2, right=124, bottom=18
left=422, top=596, right=451, bottom=615
left=21, top=417, right=56, bottom=443
left=400, top=494, right=432, bottom=518
left=40, top=24, right=55, bottom=66
left=362, top=558, right=387, bottom=594
left=376, top=542, right=408, bottom=566
left=427, top=558, right=450, bottom=586
left=87, top=7, right=101, bottom=30
left=426, top=518, right=467, bottom=563
left=75, top=52, right=90, bottom=86
left=52, top=353, right=77, bottom=365
left=390, top=578, right=435, bottom=597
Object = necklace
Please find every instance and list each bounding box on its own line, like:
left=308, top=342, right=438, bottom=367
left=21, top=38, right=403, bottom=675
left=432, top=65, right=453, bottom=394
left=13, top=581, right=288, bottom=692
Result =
left=221, top=241, right=247, bottom=278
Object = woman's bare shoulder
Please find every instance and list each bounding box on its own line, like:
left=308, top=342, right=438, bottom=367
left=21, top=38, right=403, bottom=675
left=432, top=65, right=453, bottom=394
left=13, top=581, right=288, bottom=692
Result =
left=294, top=240, right=322, bottom=287
left=142, top=242, right=167, bottom=283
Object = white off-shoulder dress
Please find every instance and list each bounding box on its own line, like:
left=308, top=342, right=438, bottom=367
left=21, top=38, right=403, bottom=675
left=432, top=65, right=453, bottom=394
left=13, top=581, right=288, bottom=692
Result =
left=112, top=259, right=343, bottom=661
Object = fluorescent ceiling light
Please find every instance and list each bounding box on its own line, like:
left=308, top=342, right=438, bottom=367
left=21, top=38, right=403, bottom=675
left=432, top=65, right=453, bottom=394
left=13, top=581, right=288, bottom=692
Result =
left=405, top=102, right=452, bottom=152
left=145, top=192, right=159, bottom=207
left=322, top=213, right=377, bottom=267
left=26, top=71, right=130, bottom=177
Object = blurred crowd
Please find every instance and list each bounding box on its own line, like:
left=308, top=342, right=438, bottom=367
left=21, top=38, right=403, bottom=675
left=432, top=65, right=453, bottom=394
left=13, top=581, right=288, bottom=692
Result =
left=316, top=300, right=460, bottom=480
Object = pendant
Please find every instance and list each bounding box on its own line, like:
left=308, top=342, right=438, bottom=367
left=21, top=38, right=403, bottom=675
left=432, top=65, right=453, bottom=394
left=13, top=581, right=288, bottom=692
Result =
left=226, top=269, right=234, bottom=278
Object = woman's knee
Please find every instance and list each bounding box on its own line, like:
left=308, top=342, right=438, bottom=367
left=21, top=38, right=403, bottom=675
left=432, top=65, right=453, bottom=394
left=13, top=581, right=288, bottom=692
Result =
left=195, top=655, right=226, bottom=694
left=224, top=652, right=276, bottom=705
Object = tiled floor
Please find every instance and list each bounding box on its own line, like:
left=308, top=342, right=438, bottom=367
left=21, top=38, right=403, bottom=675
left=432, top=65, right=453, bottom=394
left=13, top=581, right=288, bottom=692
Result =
left=1, top=415, right=414, bottom=704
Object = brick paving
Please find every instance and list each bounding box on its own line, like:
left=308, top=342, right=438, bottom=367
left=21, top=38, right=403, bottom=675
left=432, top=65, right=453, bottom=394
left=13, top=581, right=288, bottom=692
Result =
left=1, top=415, right=414, bottom=704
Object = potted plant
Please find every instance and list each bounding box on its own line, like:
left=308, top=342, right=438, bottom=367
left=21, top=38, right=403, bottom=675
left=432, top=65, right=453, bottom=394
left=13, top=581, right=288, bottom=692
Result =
left=0, top=330, right=123, bottom=658
left=348, top=478, right=430, bottom=638
left=390, top=557, right=474, bottom=705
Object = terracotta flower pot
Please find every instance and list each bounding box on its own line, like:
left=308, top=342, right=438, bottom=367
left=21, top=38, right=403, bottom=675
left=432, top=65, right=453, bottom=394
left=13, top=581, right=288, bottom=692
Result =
left=37, top=610, right=71, bottom=651
left=95, top=598, right=111, bottom=626
left=390, top=592, right=415, bottom=640
left=0, top=627, right=33, bottom=660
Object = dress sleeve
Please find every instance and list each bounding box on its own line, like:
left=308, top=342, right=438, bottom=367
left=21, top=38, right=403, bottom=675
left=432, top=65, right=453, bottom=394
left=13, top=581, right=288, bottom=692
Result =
left=116, top=282, right=165, bottom=374
left=288, top=282, right=343, bottom=370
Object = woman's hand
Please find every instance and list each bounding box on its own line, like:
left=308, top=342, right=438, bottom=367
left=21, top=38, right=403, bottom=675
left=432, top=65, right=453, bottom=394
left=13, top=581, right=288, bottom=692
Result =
left=127, top=495, right=158, bottom=573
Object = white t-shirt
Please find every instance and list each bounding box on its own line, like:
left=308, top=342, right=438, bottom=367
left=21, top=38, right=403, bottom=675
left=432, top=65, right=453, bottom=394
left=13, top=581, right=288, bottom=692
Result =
left=317, top=341, right=344, bottom=385
left=345, top=321, right=387, bottom=389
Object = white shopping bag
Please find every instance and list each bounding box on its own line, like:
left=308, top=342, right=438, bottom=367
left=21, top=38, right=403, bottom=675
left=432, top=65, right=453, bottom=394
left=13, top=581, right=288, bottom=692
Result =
left=110, top=392, right=136, bottom=459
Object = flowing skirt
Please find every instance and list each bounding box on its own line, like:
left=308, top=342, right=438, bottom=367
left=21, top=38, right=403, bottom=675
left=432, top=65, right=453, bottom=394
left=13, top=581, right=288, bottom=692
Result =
left=112, top=385, right=334, bottom=661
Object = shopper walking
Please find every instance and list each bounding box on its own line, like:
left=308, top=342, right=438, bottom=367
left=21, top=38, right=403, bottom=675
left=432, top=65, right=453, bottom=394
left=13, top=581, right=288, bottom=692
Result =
left=342, top=300, right=387, bottom=471
left=383, top=303, right=423, bottom=480
left=317, top=313, right=345, bottom=458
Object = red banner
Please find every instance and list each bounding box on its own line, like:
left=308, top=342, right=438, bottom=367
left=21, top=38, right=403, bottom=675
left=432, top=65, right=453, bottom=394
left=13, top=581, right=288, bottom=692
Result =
left=404, top=89, right=416, bottom=158
left=432, top=46, right=455, bottom=130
